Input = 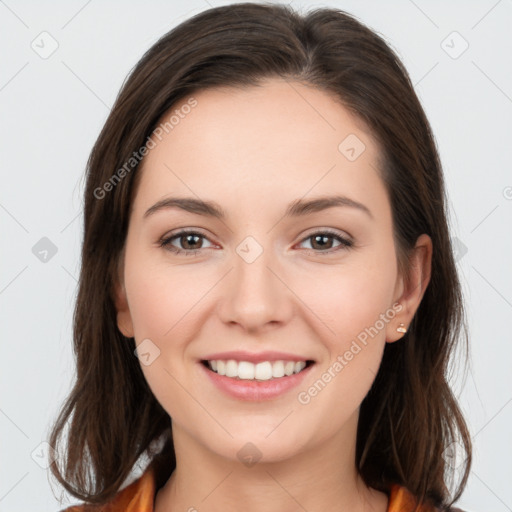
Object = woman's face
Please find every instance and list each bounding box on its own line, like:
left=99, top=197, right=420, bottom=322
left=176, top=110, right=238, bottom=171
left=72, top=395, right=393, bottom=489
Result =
left=115, top=78, right=427, bottom=464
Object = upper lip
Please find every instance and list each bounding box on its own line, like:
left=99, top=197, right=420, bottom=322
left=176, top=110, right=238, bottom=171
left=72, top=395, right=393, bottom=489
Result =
left=201, top=350, right=314, bottom=364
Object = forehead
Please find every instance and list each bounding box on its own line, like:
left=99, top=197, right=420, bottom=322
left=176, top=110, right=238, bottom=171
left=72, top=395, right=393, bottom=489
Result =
left=133, top=78, right=386, bottom=218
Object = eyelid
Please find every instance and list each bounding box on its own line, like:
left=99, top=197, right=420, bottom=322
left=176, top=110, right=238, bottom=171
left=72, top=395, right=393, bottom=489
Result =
left=299, top=226, right=353, bottom=243
left=295, top=228, right=353, bottom=255
left=159, top=227, right=354, bottom=255
left=159, top=228, right=215, bottom=247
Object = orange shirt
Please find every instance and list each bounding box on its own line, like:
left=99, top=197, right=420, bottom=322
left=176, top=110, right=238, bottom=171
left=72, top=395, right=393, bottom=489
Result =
left=60, top=465, right=451, bottom=511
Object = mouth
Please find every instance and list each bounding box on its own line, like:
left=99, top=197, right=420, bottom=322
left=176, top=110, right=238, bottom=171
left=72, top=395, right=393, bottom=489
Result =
left=201, top=359, right=315, bottom=381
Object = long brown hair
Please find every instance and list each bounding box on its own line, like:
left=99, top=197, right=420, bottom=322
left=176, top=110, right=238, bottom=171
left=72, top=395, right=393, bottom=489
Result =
left=48, top=3, right=472, bottom=510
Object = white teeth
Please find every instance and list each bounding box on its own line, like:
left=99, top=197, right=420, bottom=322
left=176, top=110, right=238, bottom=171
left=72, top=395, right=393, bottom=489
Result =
left=206, top=359, right=309, bottom=380
left=284, top=361, right=295, bottom=376
left=294, top=361, right=306, bottom=373
left=272, top=360, right=285, bottom=378
left=225, top=359, right=238, bottom=378
left=238, top=361, right=255, bottom=379
left=217, top=360, right=226, bottom=376
left=254, top=362, right=272, bottom=380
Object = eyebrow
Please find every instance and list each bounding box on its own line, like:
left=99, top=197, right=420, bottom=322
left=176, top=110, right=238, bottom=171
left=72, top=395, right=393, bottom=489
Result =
left=143, top=194, right=373, bottom=220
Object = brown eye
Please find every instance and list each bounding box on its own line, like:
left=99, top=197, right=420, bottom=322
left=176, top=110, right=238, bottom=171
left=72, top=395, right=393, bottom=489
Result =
left=178, top=233, right=203, bottom=250
left=299, top=230, right=353, bottom=255
left=160, top=230, right=213, bottom=256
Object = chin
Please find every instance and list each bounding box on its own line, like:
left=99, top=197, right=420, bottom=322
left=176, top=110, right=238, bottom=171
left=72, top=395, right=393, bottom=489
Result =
left=208, top=429, right=311, bottom=466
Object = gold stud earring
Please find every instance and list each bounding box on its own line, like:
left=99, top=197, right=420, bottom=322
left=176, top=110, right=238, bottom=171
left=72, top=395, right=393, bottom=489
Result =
left=396, top=323, right=407, bottom=333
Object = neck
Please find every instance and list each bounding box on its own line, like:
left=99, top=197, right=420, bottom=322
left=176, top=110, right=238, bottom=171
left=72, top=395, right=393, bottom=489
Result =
left=154, top=413, right=389, bottom=512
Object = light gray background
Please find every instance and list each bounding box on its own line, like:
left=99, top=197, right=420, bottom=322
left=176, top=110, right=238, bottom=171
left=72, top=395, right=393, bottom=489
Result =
left=1, top=1, right=511, bottom=510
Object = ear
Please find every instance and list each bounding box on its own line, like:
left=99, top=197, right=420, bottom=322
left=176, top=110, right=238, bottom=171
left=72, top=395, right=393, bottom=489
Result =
left=386, top=233, right=432, bottom=343
left=113, top=247, right=134, bottom=338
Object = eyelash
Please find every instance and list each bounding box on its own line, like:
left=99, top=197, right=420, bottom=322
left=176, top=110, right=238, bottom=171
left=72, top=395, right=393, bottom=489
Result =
left=159, top=228, right=353, bottom=257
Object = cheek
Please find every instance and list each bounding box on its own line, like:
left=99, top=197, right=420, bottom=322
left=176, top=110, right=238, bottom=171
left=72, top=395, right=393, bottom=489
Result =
left=296, top=254, right=398, bottom=349
left=123, top=246, right=222, bottom=403
left=124, top=245, right=209, bottom=340
left=293, top=262, right=397, bottom=435
left=123, top=247, right=208, bottom=417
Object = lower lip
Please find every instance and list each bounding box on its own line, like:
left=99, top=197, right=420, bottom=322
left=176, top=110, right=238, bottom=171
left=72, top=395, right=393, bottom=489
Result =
left=200, top=362, right=314, bottom=401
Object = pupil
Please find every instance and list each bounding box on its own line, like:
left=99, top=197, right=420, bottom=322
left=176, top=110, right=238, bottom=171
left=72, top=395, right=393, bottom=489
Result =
left=183, top=234, right=200, bottom=249
left=313, top=234, right=332, bottom=250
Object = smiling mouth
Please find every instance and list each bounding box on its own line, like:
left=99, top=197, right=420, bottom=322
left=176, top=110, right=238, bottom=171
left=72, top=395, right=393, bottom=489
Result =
left=201, top=359, right=315, bottom=381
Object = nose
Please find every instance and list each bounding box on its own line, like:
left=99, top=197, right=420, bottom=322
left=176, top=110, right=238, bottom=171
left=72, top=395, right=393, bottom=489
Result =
left=217, top=242, right=294, bottom=334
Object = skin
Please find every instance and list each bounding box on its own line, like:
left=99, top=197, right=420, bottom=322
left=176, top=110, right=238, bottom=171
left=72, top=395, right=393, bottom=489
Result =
left=114, top=78, right=432, bottom=512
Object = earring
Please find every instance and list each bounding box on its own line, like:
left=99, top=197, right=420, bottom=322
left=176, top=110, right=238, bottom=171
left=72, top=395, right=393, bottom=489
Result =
left=396, top=323, right=407, bottom=333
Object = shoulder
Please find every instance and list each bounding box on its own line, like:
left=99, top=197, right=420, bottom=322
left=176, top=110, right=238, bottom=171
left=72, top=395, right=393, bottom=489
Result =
left=388, top=483, right=467, bottom=512
left=59, top=465, right=157, bottom=512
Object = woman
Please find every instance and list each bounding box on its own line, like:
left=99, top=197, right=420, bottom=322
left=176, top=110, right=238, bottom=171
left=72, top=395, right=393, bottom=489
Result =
left=49, top=3, right=471, bottom=511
